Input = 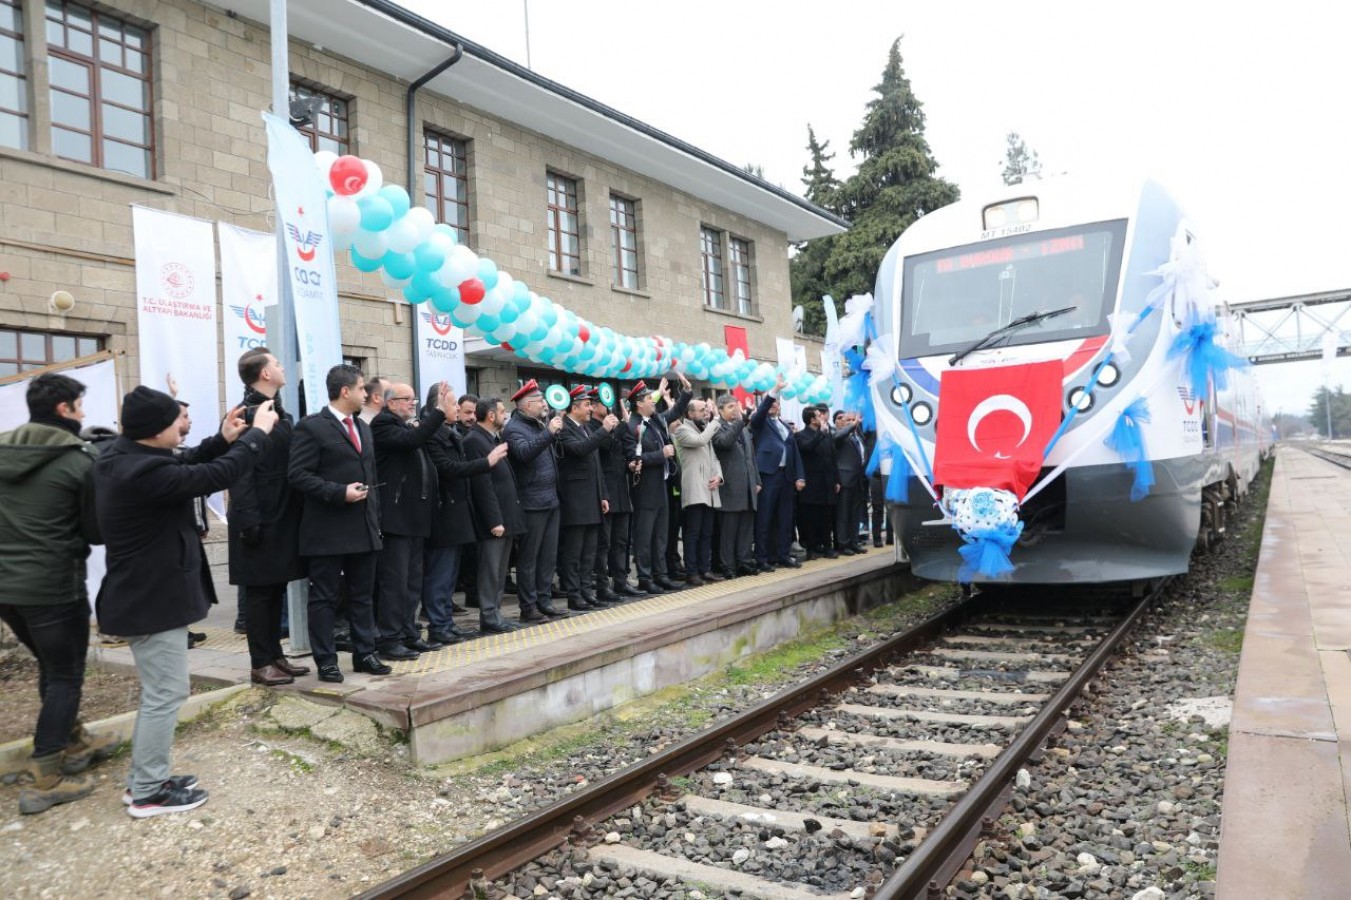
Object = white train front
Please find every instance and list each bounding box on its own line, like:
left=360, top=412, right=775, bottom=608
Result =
left=867, top=176, right=1270, bottom=584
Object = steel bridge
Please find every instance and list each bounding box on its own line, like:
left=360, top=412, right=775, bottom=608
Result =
left=1230, top=288, right=1351, bottom=365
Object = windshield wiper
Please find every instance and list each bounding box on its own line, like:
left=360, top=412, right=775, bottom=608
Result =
left=948, top=306, right=1077, bottom=366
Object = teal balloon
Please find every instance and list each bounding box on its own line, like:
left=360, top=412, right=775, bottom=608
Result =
left=499, top=303, right=519, bottom=324
left=402, top=284, right=428, bottom=304
left=541, top=306, right=559, bottom=327
left=350, top=248, right=383, bottom=273
left=377, top=184, right=411, bottom=220
left=411, top=269, right=441, bottom=298
left=513, top=282, right=530, bottom=303
left=357, top=195, right=394, bottom=232
left=431, top=288, right=459, bottom=313
left=382, top=250, right=417, bottom=279
left=538, top=347, right=555, bottom=364
left=431, top=222, right=459, bottom=244
left=476, top=258, right=499, bottom=291
left=477, top=313, right=500, bottom=333
left=413, top=240, right=447, bottom=273
left=531, top=324, right=549, bottom=343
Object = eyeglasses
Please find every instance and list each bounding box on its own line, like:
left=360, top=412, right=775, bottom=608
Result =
left=390, top=396, right=416, bottom=403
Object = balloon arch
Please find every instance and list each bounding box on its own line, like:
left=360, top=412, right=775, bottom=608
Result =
left=316, top=151, right=833, bottom=404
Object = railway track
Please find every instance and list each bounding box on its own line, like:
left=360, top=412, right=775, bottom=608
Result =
left=1299, top=442, right=1351, bottom=470
left=359, top=583, right=1165, bottom=900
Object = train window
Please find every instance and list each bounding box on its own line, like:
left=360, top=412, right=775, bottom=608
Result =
left=899, top=219, right=1127, bottom=359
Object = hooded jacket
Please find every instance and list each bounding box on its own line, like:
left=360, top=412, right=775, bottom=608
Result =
left=0, top=422, right=101, bottom=606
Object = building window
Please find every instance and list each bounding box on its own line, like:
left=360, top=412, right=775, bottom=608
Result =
left=424, top=130, right=469, bottom=245
left=0, top=0, right=26, bottom=150
left=700, top=227, right=725, bottom=310
left=46, top=1, right=153, bottom=178
left=0, top=328, right=100, bottom=376
left=609, top=195, right=639, bottom=290
left=289, top=81, right=348, bottom=155
left=547, top=172, right=581, bottom=276
left=730, top=237, right=754, bottom=316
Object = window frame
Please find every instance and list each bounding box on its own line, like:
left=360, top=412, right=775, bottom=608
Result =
left=45, top=0, right=155, bottom=178
left=700, top=226, right=726, bottom=311
left=0, top=0, right=27, bottom=150
left=546, top=171, right=582, bottom=277
left=729, top=236, right=754, bottom=316
left=424, top=129, right=470, bottom=246
left=609, top=194, right=639, bottom=290
left=0, top=327, right=101, bottom=377
left=289, top=80, right=349, bottom=156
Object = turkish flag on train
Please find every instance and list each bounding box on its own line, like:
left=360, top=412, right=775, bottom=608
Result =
left=933, top=360, right=1064, bottom=500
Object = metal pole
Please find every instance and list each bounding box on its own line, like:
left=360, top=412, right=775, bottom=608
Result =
left=269, top=0, right=310, bottom=654
left=523, top=0, right=532, bottom=69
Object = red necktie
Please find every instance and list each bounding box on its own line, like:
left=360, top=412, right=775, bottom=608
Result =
left=343, top=416, right=361, bottom=452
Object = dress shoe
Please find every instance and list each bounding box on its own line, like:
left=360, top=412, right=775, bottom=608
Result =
left=654, top=577, right=679, bottom=591
left=840, top=546, right=860, bottom=556
left=538, top=603, right=570, bottom=618
left=756, top=561, right=776, bottom=573
left=778, top=557, right=802, bottom=569
left=317, top=664, right=344, bottom=683
left=451, top=603, right=468, bottom=614
left=666, top=571, right=687, bottom=582
left=250, top=664, right=294, bottom=686
left=428, top=629, right=464, bottom=646
left=683, top=574, right=705, bottom=587
left=551, top=587, right=568, bottom=599
left=636, top=580, right=664, bottom=596
left=824, top=550, right=839, bottom=559
left=873, top=539, right=884, bottom=548
left=595, top=586, right=621, bottom=603
left=480, top=619, right=518, bottom=634
left=232, top=616, right=247, bottom=635
left=567, top=599, right=592, bottom=611
left=405, top=638, right=443, bottom=653
left=334, top=632, right=354, bottom=653
left=702, top=572, right=725, bottom=582
left=353, top=654, right=393, bottom=676
left=187, top=631, right=207, bottom=649
left=616, top=582, right=646, bottom=597
left=519, top=608, right=546, bottom=623
left=850, top=543, right=867, bottom=553
left=272, top=658, right=311, bottom=677
left=378, top=645, right=419, bottom=661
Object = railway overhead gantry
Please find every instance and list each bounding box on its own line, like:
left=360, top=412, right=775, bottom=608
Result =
left=1230, top=288, right=1351, bottom=365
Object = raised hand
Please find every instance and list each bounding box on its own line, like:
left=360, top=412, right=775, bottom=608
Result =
left=220, top=405, right=247, bottom=442
left=773, top=372, right=786, bottom=394
left=487, top=442, right=509, bottom=466
left=547, top=416, right=563, bottom=435
left=603, top=414, right=619, bottom=431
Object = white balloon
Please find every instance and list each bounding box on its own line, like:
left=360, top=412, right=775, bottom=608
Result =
left=379, top=270, right=410, bottom=290
left=314, top=150, right=338, bottom=183
left=352, top=229, right=388, bottom=259
left=328, top=196, right=361, bottom=239
left=495, top=271, right=515, bottom=301
left=478, top=291, right=504, bottom=316
left=515, top=309, right=538, bottom=335
left=385, top=218, right=421, bottom=254
left=445, top=244, right=478, bottom=284
left=494, top=321, right=518, bottom=344
left=357, top=160, right=384, bottom=198
left=403, top=206, right=435, bottom=242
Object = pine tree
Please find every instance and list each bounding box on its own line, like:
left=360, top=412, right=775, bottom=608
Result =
left=825, top=38, right=960, bottom=302
left=1002, top=131, right=1042, bottom=185
left=1308, top=385, right=1351, bottom=439
left=801, top=125, right=841, bottom=212
left=790, top=125, right=843, bottom=336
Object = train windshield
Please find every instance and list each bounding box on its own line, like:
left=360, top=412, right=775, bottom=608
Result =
left=898, top=219, right=1128, bottom=359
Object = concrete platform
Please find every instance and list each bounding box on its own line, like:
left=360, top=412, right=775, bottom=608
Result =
left=1217, top=448, right=1351, bottom=899
left=92, top=547, right=913, bottom=765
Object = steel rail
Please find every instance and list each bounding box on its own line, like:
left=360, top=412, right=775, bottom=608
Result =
left=873, top=581, right=1164, bottom=899
left=358, top=587, right=987, bottom=900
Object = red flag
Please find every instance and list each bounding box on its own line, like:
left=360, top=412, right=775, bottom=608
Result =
left=933, top=360, right=1064, bottom=500
left=723, top=324, right=752, bottom=406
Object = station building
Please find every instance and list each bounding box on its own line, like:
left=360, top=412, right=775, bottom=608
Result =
left=0, top=0, right=846, bottom=403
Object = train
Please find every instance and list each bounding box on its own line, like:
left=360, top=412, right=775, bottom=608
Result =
left=868, top=176, right=1272, bottom=584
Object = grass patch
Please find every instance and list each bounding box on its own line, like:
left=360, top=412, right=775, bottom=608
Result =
left=1207, top=727, right=1229, bottom=760
left=1217, top=574, right=1254, bottom=594
left=270, top=747, right=315, bottom=773
left=1184, top=860, right=1217, bottom=882
left=1206, top=627, right=1244, bottom=655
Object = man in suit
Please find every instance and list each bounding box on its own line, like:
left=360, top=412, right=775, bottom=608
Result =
left=96, top=386, right=277, bottom=817
left=370, top=380, right=457, bottom=660
left=711, top=393, right=759, bottom=578
left=795, top=406, right=838, bottom=559
left=832, top=410, right=868, bottom=555
left=287, top=364, right=390, bottom=683
left=453, top=393, right=480, bottom=611
left=226, top=348, right=309, bottom=686
left=463, top=397, right=526, bottom=633
left=590, top=391, right=643, bottom=599
left=672, top=398, right=723, bottom=585
left=627, top=378, right=691, bottom=593
left=501, top=380, right=567, bottom=622
left=750, top=374, right=805, bottom=571
left=557, top=385, right=618, bottom=610
left=358, top=375, right=388, bottom=425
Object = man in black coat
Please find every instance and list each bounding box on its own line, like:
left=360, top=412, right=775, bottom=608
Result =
left=370, top=380, right=455, bottom=660
left=750, top=374, right=805, bottom=571
left=588, top=390, right=642, bottom=599
left=422, top=385, right=506, bottom=644
left=557, top=386, right=618, bottom=611
left=711, top=393, right=760, bottom=578
left=795, top=406, right=838, bottom=559
left=463, top=397, right=526, bottom=633
left=627, top=378, right=691, bottom=594
left=501, top=380, right=566, bottom=622
left=832, top=410, right=868, bottom=555
left=96, top=386, right=276, bottom=816
left=227, top=348, right=309, bottom=686
left=287, top=364, right=389, bottom=683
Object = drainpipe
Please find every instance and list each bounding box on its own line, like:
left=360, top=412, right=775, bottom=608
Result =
left=407, top=45, right=464, bottom=394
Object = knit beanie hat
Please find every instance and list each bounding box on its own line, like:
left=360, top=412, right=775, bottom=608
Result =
left=120, top=386, right=182, bottom=440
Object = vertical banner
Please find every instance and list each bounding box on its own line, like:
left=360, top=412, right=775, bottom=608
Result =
left=264, top=112, right=343, bottom=415
left=414, top=308, right=467, bottom=405
left=775, top=337, right=803, bottom=426
left=133, top=205, right=222, bottom=515
left=219, top=223, right=277, bottom=366
left=822, top=294, right=844, bottom=411
left=723, top=324, right=752, bottom=408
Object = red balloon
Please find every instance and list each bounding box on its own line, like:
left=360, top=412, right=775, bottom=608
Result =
left=501, top=341, right=514, bottom=353
left=459, top=278, right=486, bottom=304
left=329, top=155, right=368, bottom=196
left=578, top=323, right=591, bottom=343
left=621, top=358, right=632, bottom=373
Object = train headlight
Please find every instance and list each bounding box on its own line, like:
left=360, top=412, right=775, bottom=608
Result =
left=891, top=383, right=912, bottom=405
left=1097, top=363, right=1120, bottom=387
left=1067, top=387, right=1094, bottom=412
left=911, top=401, right=933, bottom=426
left=982, top=198, right=1039, bottom=230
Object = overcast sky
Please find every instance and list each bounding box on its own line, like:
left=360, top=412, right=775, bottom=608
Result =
left=398, top=0, right=1350, bottom=418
